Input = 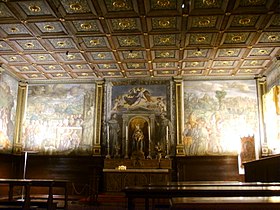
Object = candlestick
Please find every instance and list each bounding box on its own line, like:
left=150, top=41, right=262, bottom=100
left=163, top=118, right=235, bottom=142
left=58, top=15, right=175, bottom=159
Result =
left=107, top=124, right=109, bottom=140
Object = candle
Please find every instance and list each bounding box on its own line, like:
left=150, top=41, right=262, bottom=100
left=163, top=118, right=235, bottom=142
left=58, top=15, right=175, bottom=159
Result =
left=126, top=125, right=128, bottom=140
left=166, top=126, right=169, bottom=141
left=107, top=124, right=109, bottom=140
left=148, top=125, right=151, bottom=140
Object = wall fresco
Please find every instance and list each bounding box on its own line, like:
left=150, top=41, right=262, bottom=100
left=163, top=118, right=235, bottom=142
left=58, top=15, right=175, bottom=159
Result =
left=111, top=85, right=167, bottom=113
left=183, top=80, right=259, bottom=156
left=0, top=73, right=18, bottom=152
left=263, top=85, right=280, bottom=155
left=23, top=84, right=95, bottom=155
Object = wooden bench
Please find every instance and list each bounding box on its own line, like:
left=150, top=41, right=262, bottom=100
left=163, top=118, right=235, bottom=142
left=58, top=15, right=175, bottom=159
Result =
left=0, top=200, right=39, bottom=209
left=0, top=200, right=58, bottom=209
left=0, top=204, right=38, bottom=210
left=0, top=179, right=69, bottom=210
left=124, top=182, right=280, bottom=210
left=0, top=206, right=37, bottom=210
left=170, top=196, right=280, bottom=210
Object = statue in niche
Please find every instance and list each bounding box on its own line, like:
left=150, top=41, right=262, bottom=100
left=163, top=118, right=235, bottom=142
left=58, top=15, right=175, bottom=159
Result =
left=108, top=114, right=120, bottom=157
left=132, top=124, right=144, bottom=153
left=129, top=117, right=148, bottom=159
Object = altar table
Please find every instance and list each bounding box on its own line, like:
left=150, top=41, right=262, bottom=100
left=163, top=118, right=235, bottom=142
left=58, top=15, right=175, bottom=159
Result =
left=103, top=168, right=171, bottom=192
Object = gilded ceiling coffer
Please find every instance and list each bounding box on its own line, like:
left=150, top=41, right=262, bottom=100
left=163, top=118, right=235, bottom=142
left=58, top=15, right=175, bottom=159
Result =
left=112, top=0, right=127, bottom=8
left=29, top=5, right=41, bottom=12
left=69, top=3, right=82, bottom=11
left=157, top=0, right=171, bottom=7
left=0, top=0, right=278, bottom=81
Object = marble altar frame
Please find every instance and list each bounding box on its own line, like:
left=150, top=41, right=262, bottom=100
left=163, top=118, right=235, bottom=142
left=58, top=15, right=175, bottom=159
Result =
left=103, top=79, right=176, bottom=158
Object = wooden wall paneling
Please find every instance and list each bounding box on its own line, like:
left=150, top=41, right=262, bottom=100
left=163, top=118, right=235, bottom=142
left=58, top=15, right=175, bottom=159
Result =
left=24, top=155, right=104, bottom=196
left=0, top=153, right=21, bottom=196
left=176, top=156, right=241, bottom=181
left=0, top=153, right=22, bottom=179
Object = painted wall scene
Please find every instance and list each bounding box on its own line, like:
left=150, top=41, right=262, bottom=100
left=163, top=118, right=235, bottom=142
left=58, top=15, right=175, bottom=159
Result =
left=183, top=80, right=259, bottom=156
left=0, top=73, right=18, bottom=153
left=263, top=85, right=280, bottom=155
left=22, top=84, right=95, bottom=155
left=104, top=83, right=175, bottom=159
left=110, top=85, right=168, bottom=113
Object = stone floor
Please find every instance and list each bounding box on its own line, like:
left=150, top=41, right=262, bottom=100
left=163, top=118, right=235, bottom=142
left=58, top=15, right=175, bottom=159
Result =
left=66, top=194, right=169, bottom=210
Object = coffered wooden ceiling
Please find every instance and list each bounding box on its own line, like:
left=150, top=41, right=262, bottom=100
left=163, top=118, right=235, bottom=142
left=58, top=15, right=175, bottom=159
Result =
left=0, top=0, right=279, bottom=81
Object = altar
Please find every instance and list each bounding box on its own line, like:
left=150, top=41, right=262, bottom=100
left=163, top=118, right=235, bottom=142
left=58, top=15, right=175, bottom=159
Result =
left=103, top=159, right=172, bottom=192
left=103, top=106, right=174, bottom=191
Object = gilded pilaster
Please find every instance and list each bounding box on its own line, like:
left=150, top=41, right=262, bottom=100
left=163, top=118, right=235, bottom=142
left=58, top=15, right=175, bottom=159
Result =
left=13, top=82, right=28, bottom=154
left=174, top=77, right=185, bottom=156
left=92, top=80, right=104, bottom=155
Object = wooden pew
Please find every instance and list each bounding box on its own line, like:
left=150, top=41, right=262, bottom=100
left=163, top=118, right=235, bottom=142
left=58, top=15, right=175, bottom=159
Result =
left=170, top=196, right=280, bottom=210
left=30, top=179, right=69, bottom=210
left=0, top=179, right=69, bottom=210
left=123, top=182, right=280, bottom=210
left=0, top=201, right=39, bottom=210
left=0, top=204, right=38, bottom=210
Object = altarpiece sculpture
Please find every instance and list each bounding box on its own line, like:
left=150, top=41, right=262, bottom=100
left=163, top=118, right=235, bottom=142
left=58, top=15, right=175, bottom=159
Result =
left=104, top=82, right=175, bottom=162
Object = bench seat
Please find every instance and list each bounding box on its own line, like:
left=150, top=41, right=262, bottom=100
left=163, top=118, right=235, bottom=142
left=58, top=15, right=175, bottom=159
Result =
left=0, top=199, right=57, bottom=209
left=0, top=206, right=37, bottom=210
left=171, top=196, right=280, bottom=210
left=0, top=203, right=38, bottom=210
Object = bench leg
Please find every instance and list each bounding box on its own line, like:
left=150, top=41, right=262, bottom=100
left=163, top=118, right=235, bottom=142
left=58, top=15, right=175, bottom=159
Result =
left=145, top=198, right=149, bottom=210
left=47, top=185, right=54, bottom=210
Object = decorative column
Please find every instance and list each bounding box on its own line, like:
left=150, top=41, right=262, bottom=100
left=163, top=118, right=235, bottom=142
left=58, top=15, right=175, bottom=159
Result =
left=13, top=82, right=28, bottom=154
left=174, top=76, right=185, bottom=156
left=92, top=80, right=104, bottom=156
